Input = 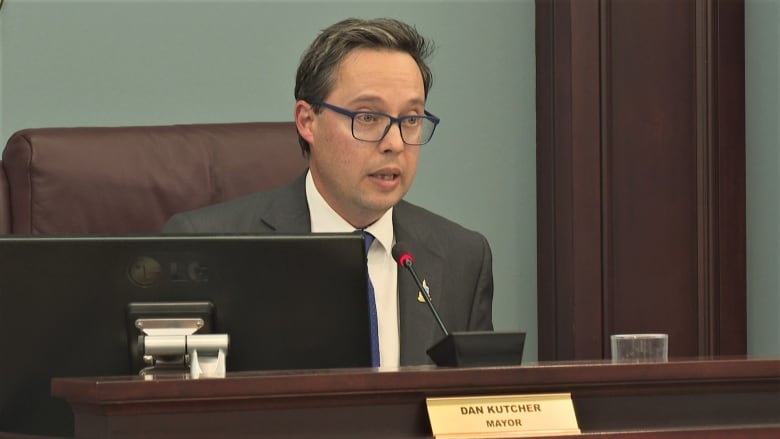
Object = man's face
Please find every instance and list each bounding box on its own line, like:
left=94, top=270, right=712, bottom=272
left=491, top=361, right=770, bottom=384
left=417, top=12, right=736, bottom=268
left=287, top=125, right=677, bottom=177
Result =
left=296, top=49, right=425, bottom=229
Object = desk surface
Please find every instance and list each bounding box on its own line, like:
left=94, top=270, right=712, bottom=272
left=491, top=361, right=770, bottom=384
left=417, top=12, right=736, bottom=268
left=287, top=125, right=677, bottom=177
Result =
left=50, top=357, right=780, bottom=438
left=53, top=357, right=779, bottom=403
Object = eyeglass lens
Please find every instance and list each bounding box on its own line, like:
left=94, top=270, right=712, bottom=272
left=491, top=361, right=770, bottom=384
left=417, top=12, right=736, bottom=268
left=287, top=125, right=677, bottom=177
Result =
left=352, top=113, right=435, bottom=145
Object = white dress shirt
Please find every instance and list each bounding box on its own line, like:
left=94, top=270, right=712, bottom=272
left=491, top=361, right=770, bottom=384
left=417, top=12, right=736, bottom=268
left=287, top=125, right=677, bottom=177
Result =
left=305, top=171, right=400, bottom=368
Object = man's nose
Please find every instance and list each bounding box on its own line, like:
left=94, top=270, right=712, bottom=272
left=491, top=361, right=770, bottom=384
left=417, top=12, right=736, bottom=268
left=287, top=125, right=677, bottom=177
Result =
left=379, top=122, right=405, bottom=153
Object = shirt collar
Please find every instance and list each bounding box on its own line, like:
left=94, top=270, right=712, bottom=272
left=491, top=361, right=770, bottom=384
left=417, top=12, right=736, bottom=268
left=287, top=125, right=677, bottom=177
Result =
left=305, top=170, right=394, bottom=253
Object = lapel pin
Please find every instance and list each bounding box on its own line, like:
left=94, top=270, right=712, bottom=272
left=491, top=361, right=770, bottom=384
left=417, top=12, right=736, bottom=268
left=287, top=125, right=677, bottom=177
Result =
left=417, top=279, right=430, bottom=303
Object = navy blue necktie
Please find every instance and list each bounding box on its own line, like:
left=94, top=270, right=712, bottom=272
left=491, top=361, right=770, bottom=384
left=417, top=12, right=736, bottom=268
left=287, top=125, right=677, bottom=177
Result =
left=363, top=232, right=380, bottom=367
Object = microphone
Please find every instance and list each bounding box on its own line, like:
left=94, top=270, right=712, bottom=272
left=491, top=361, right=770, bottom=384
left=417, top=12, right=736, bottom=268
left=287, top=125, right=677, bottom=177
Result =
left=392, top=242, right=526, bottom=367
left=391, top=243, right=449, bottom=337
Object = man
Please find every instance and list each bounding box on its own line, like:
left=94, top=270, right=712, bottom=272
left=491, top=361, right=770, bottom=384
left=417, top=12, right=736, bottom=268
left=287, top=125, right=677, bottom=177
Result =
left=164, top=17, right=493, bottom=367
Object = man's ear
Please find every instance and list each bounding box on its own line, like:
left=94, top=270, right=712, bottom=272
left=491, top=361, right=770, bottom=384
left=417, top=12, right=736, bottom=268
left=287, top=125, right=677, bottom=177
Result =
left=295, top=100, right=316, bottom=146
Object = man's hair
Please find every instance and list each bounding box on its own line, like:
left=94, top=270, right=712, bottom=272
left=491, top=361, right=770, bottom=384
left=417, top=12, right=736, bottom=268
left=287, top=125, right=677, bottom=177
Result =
left=294, top=17, right=435, bottom=156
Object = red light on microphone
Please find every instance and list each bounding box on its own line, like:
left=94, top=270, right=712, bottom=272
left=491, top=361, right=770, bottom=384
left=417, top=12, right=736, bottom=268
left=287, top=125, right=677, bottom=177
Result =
left=391, top=243, right=415, bottom=268
left=398, top=253, right=413, bottom=267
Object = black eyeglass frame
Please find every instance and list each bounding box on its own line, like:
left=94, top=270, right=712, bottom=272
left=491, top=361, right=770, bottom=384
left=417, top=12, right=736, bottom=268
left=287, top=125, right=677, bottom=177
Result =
left=309, top=100, right=440, bottom=145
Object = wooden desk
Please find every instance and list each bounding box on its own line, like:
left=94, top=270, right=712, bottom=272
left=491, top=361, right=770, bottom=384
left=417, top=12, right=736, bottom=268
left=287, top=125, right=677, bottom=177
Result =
left=52, top=358, right=780, bottom=438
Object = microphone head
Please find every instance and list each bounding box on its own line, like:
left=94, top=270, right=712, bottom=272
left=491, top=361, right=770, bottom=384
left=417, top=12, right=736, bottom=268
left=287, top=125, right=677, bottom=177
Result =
left=391, top=243, right=414, bottom=267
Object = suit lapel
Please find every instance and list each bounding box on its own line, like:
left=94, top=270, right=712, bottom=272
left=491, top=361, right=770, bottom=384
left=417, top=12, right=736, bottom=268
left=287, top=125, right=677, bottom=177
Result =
left=256, top=173, right=311, bottom=233
left=394, top=202, right=447, bottom=366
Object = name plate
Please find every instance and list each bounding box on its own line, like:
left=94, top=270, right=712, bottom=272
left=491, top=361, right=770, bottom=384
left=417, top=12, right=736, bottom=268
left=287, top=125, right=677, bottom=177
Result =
left=426, top=393, right=580, bottom=438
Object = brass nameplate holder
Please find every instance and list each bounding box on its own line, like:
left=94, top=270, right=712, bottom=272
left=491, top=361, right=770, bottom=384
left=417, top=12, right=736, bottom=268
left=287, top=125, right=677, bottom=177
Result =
left=426, top=393, right=580, bottom=438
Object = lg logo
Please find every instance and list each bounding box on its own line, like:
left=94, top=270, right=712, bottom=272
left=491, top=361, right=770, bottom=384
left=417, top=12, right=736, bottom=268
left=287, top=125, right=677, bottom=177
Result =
left=128, top=257, right=209, bottom=287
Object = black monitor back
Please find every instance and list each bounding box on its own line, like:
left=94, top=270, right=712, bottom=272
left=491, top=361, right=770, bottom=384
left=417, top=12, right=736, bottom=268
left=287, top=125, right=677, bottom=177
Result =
left=0, top=233, right=371, bottom=436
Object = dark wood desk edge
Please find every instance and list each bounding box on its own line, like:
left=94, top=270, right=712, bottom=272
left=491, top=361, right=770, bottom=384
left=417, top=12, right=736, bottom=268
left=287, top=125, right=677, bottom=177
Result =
left=544, top=425, right=780, bottom=438
left=52, top=357, right=780, bottom=405
left=4, top=425, right=780, bottom=439
left=50, top=358, right=780, bottom=439
left=18, top=425, right=777, bottom=439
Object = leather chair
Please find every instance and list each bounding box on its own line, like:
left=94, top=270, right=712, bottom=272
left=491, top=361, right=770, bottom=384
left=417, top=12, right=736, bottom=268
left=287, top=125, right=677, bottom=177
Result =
left=0, top=122, right=307, bottom=234
left=0, top=164, right=9, bottom=233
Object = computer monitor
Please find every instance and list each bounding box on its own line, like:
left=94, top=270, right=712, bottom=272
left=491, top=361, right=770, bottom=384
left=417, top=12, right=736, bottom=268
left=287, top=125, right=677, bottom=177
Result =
left=0, top=233, right=371, bottom=437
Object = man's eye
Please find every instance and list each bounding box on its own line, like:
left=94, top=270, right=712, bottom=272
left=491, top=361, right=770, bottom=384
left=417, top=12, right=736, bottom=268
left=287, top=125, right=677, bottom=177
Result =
left=356, top=113, right=377, bottom=123
left=404, top=116, right=420, bottom=126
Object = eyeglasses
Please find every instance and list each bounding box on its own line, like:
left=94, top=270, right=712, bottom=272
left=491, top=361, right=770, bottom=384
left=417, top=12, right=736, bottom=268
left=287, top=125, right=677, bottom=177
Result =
left=309, top=100, right=440, bottom=145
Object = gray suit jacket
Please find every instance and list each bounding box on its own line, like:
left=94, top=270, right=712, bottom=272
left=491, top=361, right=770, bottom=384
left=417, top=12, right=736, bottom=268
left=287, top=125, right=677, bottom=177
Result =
left=164, top=174, right=494, bottom=365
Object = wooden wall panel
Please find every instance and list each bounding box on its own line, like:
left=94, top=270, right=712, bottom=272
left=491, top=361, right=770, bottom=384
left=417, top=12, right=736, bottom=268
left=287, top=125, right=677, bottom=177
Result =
left=536, top=0, right=605, bottom=361
left=711, top=0, right=746, bottom=356
left=536, top=0, right=746, bottom=360
left=605, top=0, right=700, bottom=356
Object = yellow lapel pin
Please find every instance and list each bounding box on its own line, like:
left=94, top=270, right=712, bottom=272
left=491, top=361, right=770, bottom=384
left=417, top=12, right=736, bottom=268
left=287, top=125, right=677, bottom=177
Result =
left=417, top=279, right=430, bottom=303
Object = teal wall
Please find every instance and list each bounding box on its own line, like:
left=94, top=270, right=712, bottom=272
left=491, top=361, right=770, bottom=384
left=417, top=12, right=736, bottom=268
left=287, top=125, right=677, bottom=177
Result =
left=0, top=1, right=539, bottom=359
left=746, top=0, right=780, bottom=357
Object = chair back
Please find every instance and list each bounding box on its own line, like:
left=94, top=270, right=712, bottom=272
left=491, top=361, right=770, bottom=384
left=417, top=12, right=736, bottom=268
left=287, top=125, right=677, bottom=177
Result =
left=0, top=122, right=307, bottom=234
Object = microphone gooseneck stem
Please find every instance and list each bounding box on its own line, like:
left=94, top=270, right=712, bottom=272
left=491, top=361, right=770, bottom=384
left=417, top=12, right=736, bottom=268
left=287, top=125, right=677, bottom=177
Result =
left=403, top=260, right=450, bottom=337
